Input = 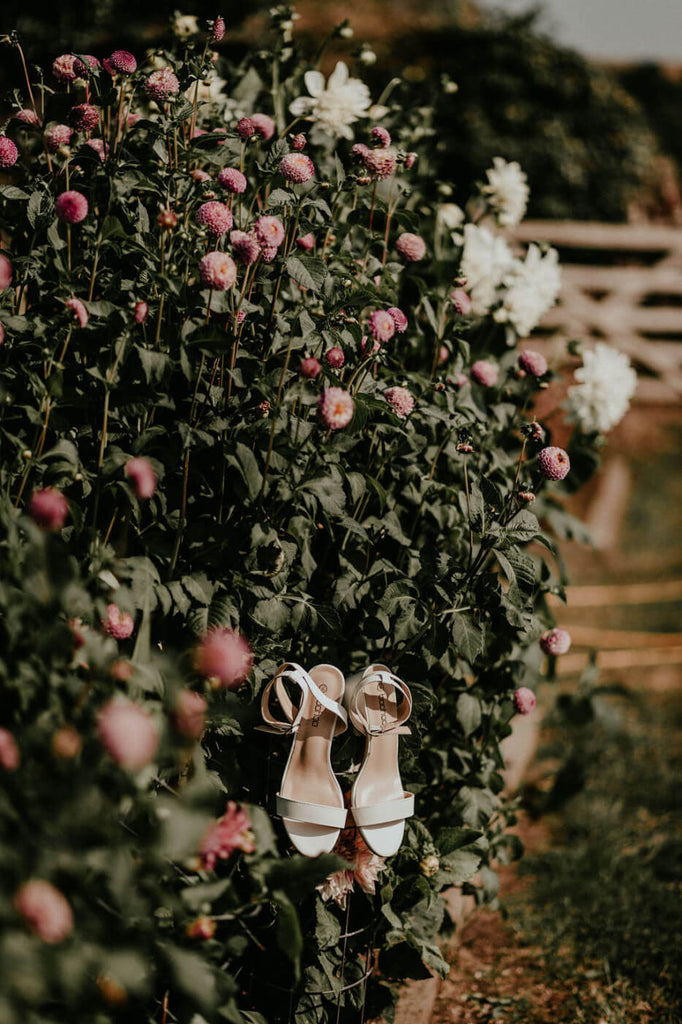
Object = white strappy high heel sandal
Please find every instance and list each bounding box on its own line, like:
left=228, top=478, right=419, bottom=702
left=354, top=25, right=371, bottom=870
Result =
left=259, top=662, right=348, bottom=858
left=344, top=664, right=414, bottom=858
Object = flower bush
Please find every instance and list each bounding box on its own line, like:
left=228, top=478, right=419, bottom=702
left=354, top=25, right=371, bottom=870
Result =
left=0, top=8, right=635, bottom=1024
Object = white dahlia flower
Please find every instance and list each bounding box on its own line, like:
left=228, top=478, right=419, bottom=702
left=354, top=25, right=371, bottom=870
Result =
left=460, top=223, right=514, bottom=315
left=495, top=244, right=561, bottom=336
left=290, top=62, right=371, bottom=142
left=565, top=343, right=637, bottom=433
left=483, top=157, right=530, bottom=228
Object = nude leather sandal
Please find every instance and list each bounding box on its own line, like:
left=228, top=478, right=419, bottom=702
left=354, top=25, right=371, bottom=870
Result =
left=344, top=664, right=414, bottom=857
left=259, top=662, right=348, bottom=857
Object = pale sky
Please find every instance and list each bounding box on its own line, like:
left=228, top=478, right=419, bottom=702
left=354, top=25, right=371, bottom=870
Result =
left=480, top=0, right=682, bottom=62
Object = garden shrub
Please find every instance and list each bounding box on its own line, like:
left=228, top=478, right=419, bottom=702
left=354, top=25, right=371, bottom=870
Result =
left=0, top=8, right=632, bottom=1024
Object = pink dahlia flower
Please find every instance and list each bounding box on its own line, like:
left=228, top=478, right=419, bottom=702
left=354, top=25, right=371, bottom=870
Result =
left=124, top=456, right=157, bottom=499
left=396, top=232, right=426, bottom=261
left=211, top=16, right=226, bottom=42
left=230, top=230, right=260, bottom=265
left=144, top=68, right=180, bottom=103
left=199, top=802, right=255, bottom=869
left=0, top=254, right=13, bottom=291
left=97, top=699, right=159, bottom=769
left=86, top=138, right=108, bottom=162
left=250, top=113, right=275, bottom=140
left=66, top=297, right=88, bottom=328
left=55, top=191, right=89, bottom=224
left=52, top=54, right=78, bottom=83
left=292, top=133, right=306, bottom=151
left=537, top=446, right=570, bottom=481
left=174, top=689, right=208, bottom=740
left=134, top=300, right=149, bottom=323
left=439, top=345, right=450, bottom=365
left=450, top=288, right=472, bottom=315
left=513, top=687, right=537, bottom=715
left=368, top=310, right=396, bottom=343
left=370, top=125, right=391, bottom=147
left=199, top=251, right=237, bottom=290
left=73, top=55, right=100, bottom=77
left=317, top=830, right=386, bottom=909
left=102, top=603, right=135, bottom=640
left=190, top=168, right=211, bottom=183
left=108, top=50, right=137, bottom=75
left=254, top=215, right=285, bottom=249
left=350, top=143, right=371, bottom=164
left=218, top=166, right=247, bottom=193
left=450, top=372, right=469, bottom=389
left=384, top=386, right=415, bottom=418
left=236, top=117, right=255, bottom=140
left=29, top=488, right=68, bottom=530
left=301, top=356, right=321, bottom=379
left=158, top=208, right=178, bottom=230
left=325, top=346, right=345, bottom=369
left=0, top=137, right=19, bottom=168
left=0, top=728, right=20, bottom=770
left=14, top=108, right=41, bottom=125
left=194, top=628, right=253, bottom=688
left=260, top=245, right=278, bottom=263
left=280, top=152, right=315, bottom=183
left=187, top=915, right=216, bottom=940
left=297, top=232, right=315, bottom=251
left=404, top=152, right=417, bottom=169
left=387, top=306, right=408, bottom=333
left=471, top=360, right=499, bottom=387
left=364, top=149, right=396, bottom=181
left=518, top=349, right=548, bottom=377
left=540, top=627, right=572, bottom=656
left=196, top=201, right=233, bottom=236
left=318, top=387, right=354, bottom=430
left=68, top=103, right=100, bottom=132
left=15, top=880, right=73, bottom=944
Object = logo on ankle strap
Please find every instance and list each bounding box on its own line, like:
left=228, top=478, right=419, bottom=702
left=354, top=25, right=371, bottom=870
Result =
left=378, top=681, right=388, bottom=730
left=311, top=683, right=327, bottom=728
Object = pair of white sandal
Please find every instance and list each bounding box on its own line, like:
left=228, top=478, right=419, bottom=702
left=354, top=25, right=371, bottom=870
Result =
left=259, top=662, right=414, bottom=858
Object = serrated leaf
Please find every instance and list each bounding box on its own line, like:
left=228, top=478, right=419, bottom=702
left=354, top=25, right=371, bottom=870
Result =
left=286, top=255, right=326, bottom=292
left=456, top=691, right=481, bottom=736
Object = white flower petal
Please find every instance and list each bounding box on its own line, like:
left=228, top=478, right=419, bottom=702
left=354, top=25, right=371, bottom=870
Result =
left=328, top=61, right=349, bottom=88
left=289, top=97, right=314, bottom=117
left=304, top=70, right=325, bottom=97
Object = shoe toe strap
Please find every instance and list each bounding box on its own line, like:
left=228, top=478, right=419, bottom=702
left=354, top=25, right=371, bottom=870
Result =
left=276, top=795, right=348, bottom=830
left=352, top=792, right=414, bottom=827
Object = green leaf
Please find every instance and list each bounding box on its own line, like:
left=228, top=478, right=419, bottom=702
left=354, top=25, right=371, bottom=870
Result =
left=272, top=892, right=302, bottom=982
left=286, top=255, right=326, bottom=292
left=452, top=612, right=484, bottom=663
left=456, top=691, right=481, bottom=736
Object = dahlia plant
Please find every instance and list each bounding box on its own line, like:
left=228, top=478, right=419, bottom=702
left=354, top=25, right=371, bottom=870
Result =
left=0, top=7, right=634, bottom=1024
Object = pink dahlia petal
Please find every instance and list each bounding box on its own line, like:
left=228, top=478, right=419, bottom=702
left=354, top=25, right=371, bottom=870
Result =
left=404, top=152, right=417, bottom=169
left=470, top=360, right=498, bottom=387
left=102, top=603, right=135, bottom=640
left=297, top=232, right=315, bottom=251
left=0, top=728, right=20, bottom=770
left=254, top=215, right=285, bottom=249
left=0, top=137, right=19, bottom=169
left=199, top=802, right=255, bottom=869
left=199, top=251, right=237, bottom=290
left=350, top=143, right=371, bottom=165
left=513, top=687, right=537, bottom=714
left=124, top=456, right=157, bottom=499
left=540, top=627, right=572, bottom=656
left=260, top=245, right=278, bottom=263
left=211, top=16, right=226, bottom=42
left=52, top=54, right=78, bottom=83
left=291, top=133, right=306, bottom=151
left=318, top=387, right=354, bottom=430
left=14, top=108, right=41, bottom=126
left=73, top=55, right=100, bottom=77
left=108, top=50, right=137, bottom=75
left=66, top=297, right=88, bottom=328
left=301, top=357, right=321, bottom=379
left=364, top=149, right=396, bottom=181
left=384, top=385, right=414, bottom=418
left=370, top=125, right=391, bottom=147
left=280, top=152, right=315, bottom=183
left=190, top=168, right=211, bottom=183
left=86, top=138, right=108, bottom=161
left=15, top=881, right=73, bottom=944
left=218, top=166, right=247, bottom=193
left=325, top=346, right=345, bottom=369
left=196, top=201, right=233, bottom=236
left=450, top=288, right=472, bottom=315
left=29, top=488, right=68, bottom=530
left=45, top=124, right=73, bottom=152
left=368, top=310, right=395, bottom=343
left=0, top=323, right=5, bottom=346
left=518, top=349, right=548, bottom=377
left=174, top=689, right=208, bottom=739
left=97, top=699, right=159, bottom=769
left=194, top=628, right=253, bottom=688
left=396, top=232, right=426, bottom=261
left=387, top=306, right=408, bottom=333
left=250, top=114, right=275, bottom=141
left=68, top=103, right=100, bottom=132
left=537, top=446, right=570, bottom=481
left=134, top=300, right=149, bottom=323
left=230, top=230, right=260, bottom=266
left=0, top=253, right=13, bottom=291
left=236, top=117, right=255, bottom=140
left=144, top=68, right=180, bottom=103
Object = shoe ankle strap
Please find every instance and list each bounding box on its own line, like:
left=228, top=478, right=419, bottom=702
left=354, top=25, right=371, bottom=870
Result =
left=348, top=666, right=412, bottom=736
left=260, top=662, right=348, bottom=736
